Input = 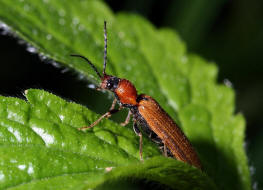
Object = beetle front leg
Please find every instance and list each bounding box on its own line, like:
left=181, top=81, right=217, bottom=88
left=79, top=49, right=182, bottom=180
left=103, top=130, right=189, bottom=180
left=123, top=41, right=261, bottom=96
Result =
left=121, top=110, right=132, bottom=126
left=78, top=109, right=119, bottom=131
left=78, top=98, right=119, bottom=131
left=110, top=98, right=117, bottom=110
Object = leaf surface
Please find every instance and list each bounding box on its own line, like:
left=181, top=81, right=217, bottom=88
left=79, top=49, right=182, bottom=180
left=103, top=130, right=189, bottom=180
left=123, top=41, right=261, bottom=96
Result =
left=0, top=0, right=251, bottom=189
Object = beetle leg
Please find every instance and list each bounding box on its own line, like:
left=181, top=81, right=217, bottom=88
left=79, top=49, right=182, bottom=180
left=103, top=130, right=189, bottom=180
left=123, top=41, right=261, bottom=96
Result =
left=110, top=98, right=117, bottom=110
left=163, top=144, right=168, bottom=157
left=78, top=98, right=119, bottom=131
left=149, top=132, right=162, bottom=144
left=139, top=132, right=143, bottom=161
left=78, top=109, right=119, bottom=131
left=120, top=110, right=131, bottom=126
left=133, top=121, right=143, bottom=161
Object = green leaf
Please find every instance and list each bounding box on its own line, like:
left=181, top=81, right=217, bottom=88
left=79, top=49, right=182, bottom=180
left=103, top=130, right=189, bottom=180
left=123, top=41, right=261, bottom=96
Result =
left=0, top=89, right=210, bottom=190
left=0, top=0, right=251, bottom=189
left=0, top=89, right=158, bottom=189
left=94, top=157, right=216, bottom=190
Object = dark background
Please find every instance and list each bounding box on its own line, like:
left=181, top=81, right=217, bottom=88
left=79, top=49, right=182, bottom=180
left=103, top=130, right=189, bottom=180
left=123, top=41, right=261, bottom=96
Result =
left=0, top=0, right=262, bottom=188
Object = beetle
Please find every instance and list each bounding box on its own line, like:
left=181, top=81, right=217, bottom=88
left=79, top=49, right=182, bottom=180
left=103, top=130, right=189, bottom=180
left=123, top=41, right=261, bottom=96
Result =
left=71, top=21, right=202, bottom=169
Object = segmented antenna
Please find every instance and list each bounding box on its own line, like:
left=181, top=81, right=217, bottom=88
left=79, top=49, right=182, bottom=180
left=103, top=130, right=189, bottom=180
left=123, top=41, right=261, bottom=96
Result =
left=103, top=20, right=107, bottom=75
left=71, top=22, right=108, bottom=79
left=70, top=54, right=102, bottom=79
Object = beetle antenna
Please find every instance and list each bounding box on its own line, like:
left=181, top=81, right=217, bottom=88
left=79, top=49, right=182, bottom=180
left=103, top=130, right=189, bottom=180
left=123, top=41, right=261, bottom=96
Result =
left=103, top=20, right=107, bottom=76
left=70, top=54, right=102, bottom=79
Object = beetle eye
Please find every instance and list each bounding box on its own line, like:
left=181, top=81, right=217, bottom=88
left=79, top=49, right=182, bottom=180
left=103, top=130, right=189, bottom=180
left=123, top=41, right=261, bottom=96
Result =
left=105, top=77, right=119, bottom=90
left=107, top=82, right=113, bottom=89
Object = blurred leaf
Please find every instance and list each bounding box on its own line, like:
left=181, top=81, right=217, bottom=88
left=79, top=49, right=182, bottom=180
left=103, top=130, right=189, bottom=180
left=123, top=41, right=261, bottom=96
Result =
left=0, top=0, right=251, bottom=189
left=164, top=0, right=227, bottom=49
